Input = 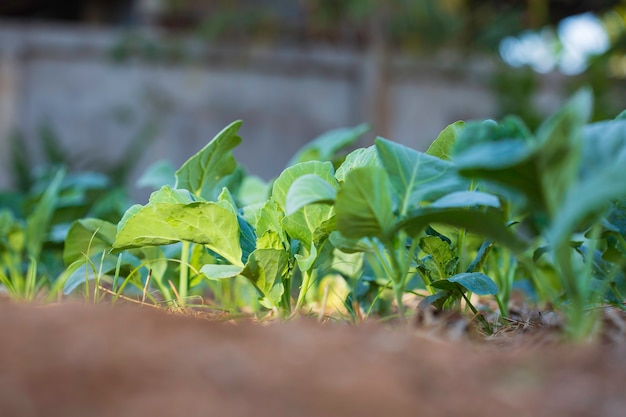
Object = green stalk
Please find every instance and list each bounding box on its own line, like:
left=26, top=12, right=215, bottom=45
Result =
left=384, top=238, right=406, bottom=321
left=295, top=268, right=317, bottom=313
left=179, top=241, right=190, bottom=305
left=280, top=276, right=292, bottom=315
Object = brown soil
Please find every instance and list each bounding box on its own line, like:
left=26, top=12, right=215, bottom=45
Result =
left=0, top=302, right=625, bottom=417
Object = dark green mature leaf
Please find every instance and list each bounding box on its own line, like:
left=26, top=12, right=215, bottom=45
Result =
left=286, top=174, right=338, bottom=215
left=429, top=191, right=500, bottom=209
left=175, top=120, right=242, bottom=200
left=581, top=118, right=626, bottom=181
left=272, top=161, right=336, bottom=210
left=455, top=139, right=540, bottom=204
left=549, top=163, right=626, bottom=246
left=426, top=121, right=465, bottom=161
left=113, top=202, right=243, bottom=266
left=398, top=205, right=525, bottom=253
left=335, top=166, right=394, bottom=240
left=449, top=272, right=498, bottom=295
left=535, top=89, right=591, bottom=216
left=335, top=146, right=381, bottom=182
left=289, top=123, right=369, bottom=166
left=375, top=137, right=470, bottom=212
left=430, top=272, right=497, bottom=296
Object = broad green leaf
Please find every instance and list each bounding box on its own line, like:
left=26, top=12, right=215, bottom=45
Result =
left=286, top=174, right=337, bottom=215
left=63, top=218, right=117, bottom=264
left=448, top=272, right=498, bottom=295
left=136, top=160, right=176, bottom=190
left=272, top=161, right=336, bottom=210
left=113, top=202, right=243, bottom=266
left=335, top=146, right=380, bottom=182
left=375, top=137, right=470, bottom=212
left=335, top=166, right=394, bottom=240
left=175, top=120, right=242, bottom=200
left=453, top=116, right=533, bottom=155
left=289, top=123, right=369, bottom=166
left=426, top=121, right=465, bottom=161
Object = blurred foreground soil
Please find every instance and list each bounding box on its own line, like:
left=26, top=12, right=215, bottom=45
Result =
left=0, top=303, right=624, bottom=417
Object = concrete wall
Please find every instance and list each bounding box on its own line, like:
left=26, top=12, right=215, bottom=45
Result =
left=0, top=22, right=564, bottom=198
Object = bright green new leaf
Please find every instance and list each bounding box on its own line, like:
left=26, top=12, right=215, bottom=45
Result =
left=113, top=202, right=243, bottom=266
left=419, top=235, right=457, bottom=280
left=272, top=161, right=336, bottom=210
left=335, top=146, right=380, bottom=182
left=148, top=185, right=195, bottom=204
left=282, top=204, right=335, bottom=248
left=286, top=174, right=337, bottom=215
left=335, top=166, right=394, bottom=240
left=426, top=121, right=465, bottom=161
left=175, top=120, right=242, bottom=200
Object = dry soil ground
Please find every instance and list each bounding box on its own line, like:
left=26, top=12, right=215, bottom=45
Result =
left=0, top=302, right=625, bottom=417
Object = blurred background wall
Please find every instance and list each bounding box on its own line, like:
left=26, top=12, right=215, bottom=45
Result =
left=1, top=0, right=625, bottom=198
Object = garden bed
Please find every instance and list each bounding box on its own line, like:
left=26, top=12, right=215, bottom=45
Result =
left=1, top=301, right=625, bottom=417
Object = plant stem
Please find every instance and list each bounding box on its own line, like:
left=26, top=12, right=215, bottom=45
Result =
left=179, top=241, right=190, bottom=305
left=295, top=268, right=317, bottom=312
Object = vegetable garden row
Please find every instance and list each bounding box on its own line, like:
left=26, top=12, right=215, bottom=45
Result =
left=1, top=89, right=625, bottom=341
